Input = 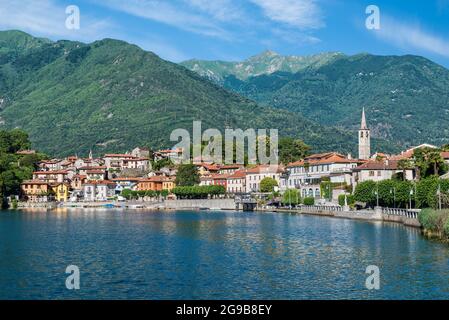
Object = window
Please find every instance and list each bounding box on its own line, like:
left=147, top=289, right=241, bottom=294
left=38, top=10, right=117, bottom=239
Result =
left=369, top=171, right=375, bottom=177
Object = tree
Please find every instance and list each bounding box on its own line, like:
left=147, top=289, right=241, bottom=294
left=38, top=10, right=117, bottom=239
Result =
left=175, top=164, right=200, bottom=186
left=397, top=159, right=414, bottom=181
left=413, top=147, right=446, bottom=179
left=427, top=150, right=445, bottom=176
left=278, top=137, right=310, bottom=165
left=282, top=189, right=300, bottom=206
left=354, top=180, right=377, bottom=206
left=260, top=177, right=278, bottom=193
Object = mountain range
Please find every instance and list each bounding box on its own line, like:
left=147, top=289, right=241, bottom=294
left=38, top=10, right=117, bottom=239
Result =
left=182, top=51, right=449, bottom=149
left=0, top=30, right=368, bottom=157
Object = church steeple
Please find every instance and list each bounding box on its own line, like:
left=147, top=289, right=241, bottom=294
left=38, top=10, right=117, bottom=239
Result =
left=358, top=108, right=371, bottom=160
left=361, top=107, right=367, bottom=129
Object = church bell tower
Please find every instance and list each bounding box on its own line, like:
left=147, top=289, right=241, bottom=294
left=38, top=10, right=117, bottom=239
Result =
left=358, top=108, right=371, bottom=160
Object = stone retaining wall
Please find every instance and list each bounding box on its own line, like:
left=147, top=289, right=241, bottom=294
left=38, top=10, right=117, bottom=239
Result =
left=164, top=199, right=236, bottom=210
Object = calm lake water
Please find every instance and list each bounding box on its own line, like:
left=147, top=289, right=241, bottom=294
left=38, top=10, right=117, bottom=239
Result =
left=0, top=209, right=448, bottom=300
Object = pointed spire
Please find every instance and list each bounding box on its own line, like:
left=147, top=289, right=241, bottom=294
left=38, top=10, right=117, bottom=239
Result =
left=361, top=107, right=368, bottom=130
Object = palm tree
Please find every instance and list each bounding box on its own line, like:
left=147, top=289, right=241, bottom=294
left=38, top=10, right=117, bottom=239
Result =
left=427, top=150, right=444, bottom=176
left=413, top=148, right=428, bottom=180
left=397, top=159, right=414, bottom=181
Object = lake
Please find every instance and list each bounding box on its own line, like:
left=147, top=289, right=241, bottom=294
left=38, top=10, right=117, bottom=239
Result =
left=0, top=209, right=448, bottom=300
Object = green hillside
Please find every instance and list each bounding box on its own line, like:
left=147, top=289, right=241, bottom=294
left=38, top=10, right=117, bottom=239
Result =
left=0, top=30, right=371, bottom=157
left=181, top=50, right=344, bottom=83
left=186, top=53, right=449, bottom=149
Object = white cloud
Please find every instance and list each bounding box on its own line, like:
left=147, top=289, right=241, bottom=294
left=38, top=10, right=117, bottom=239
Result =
left=183, top=0, right=244, bottom=22
left=0, top=0, right=113, bottom=41
left=376, top=17, right=449, bottom=58
left=100, top=0, right=232, bottom=40
left=250, top=0, right=324, bottom=29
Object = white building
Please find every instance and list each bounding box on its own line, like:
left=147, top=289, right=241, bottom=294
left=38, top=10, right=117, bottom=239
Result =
left=226, top=170, right=246, bottom=194
left=280, top=153, right=361, bottom=198
left=352, top=159, right=415, bottom=188
left=83, top=181, right=116, bottom=201
left=245, top=165, right=282, bottom=193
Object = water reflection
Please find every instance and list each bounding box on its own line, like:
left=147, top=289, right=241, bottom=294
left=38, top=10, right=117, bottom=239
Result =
left=0, top=209, right=448, bottom=299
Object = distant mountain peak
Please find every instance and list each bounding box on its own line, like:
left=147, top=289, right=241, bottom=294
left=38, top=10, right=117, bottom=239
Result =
left=181, top=51, right=344, bottom=82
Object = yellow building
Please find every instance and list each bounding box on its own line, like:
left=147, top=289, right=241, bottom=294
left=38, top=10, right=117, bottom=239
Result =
left=51, top=183, right=71, bottom=202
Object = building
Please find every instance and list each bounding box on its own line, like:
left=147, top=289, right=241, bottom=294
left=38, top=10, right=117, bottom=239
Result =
left=281, top=153, right=361, bottom=199
left=121, top=157, right=150, bottom=171
left=154, top=148, right=184, bottom=163
left=137, top=176, right=176, bottom=192
left=352, top=159, right=415, bottom=188
left=226, top=170, right=246, bottom=194
left=199, top=175, right=213, bottom=186
left=83, top=181, right=116, bottom=201
left=71, top=175, right=87, bottom=191
left=218, top=165, right=244, bottom=175
left=85, top=169, right=108, bottom=181
left=359, top=108, right=371, bottom=160
left=103, top=154, right=137, bottom=170
left=195, top=163, right=220, bottom=176
left=32, top=170, right=69, bottom=183
left=211, top=174, right=230, bottom=189
left=20, top=180, right=52, bottom=202
left=245, top=165, right=283, bottom=193
left=51, top=183, right=70, bottom=202
left=111, top=177, right=141, bottom=194
left=131, top=147, right=151, bottom=159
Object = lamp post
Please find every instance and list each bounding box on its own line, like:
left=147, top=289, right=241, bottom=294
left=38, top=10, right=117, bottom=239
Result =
left=437, top=184, right=442, bottom=210
left=409, top=188, right=414, bottom=209
left=375, top=182, right=379, bottom=208
left=390, top=187, right=396, bottom=208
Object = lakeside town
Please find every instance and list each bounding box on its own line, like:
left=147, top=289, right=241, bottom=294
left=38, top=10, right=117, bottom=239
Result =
left=13, top=109, right=449, bottom=214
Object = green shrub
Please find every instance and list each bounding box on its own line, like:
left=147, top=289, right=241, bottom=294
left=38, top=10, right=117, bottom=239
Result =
left=303, top=197, right=315, bottom=206
left=444, top=219, right=449, bottom=238
left=418, top=209, right=449, bottom=233
left=338, top=194, right=355, bottom=206
left=282, top=189, right=300, bottom=205
left=11, top=198, right=18, bottom=209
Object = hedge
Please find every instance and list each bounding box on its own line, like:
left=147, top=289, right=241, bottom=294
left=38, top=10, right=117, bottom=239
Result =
left=172, top=185, right=226, bottom=199
left=303, top=197, right=315, bottom=205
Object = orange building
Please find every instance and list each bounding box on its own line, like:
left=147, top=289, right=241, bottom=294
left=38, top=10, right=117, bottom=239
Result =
left=21, top=180, right=52, bottom=202
left=137, top=176, right=176, bottom=192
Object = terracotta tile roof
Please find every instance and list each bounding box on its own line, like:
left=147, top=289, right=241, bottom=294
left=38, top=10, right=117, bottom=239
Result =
left=219, top=164, right=244, bottom=170
left=83, top=180, right=116, bottom=186
left=441, top=152, right=449, bottom=159
left=104, top=154, right=136, bottom=158
left=22, top=180, right=49, bottom=185
left=353, top=160, right=401, bottom=171
left=33, top=170, right=69, bottom=175
left=78, top=166, right=107, bottom=170
left=227, top=170, right=246, bottom=179
left=245, top=165, right=283, bottom=174
left=211, top=174, right=231, bottom=180
left=139, top=176, right=175, bottom=183
left=86, top=170, right=106, bottom=174
left=111, top=177, right=142, bottom=182
left=288, top=152, right=359, bottom=167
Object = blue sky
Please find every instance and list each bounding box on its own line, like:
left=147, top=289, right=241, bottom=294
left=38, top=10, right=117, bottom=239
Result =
left=1, top=0, right=449, bottom=67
